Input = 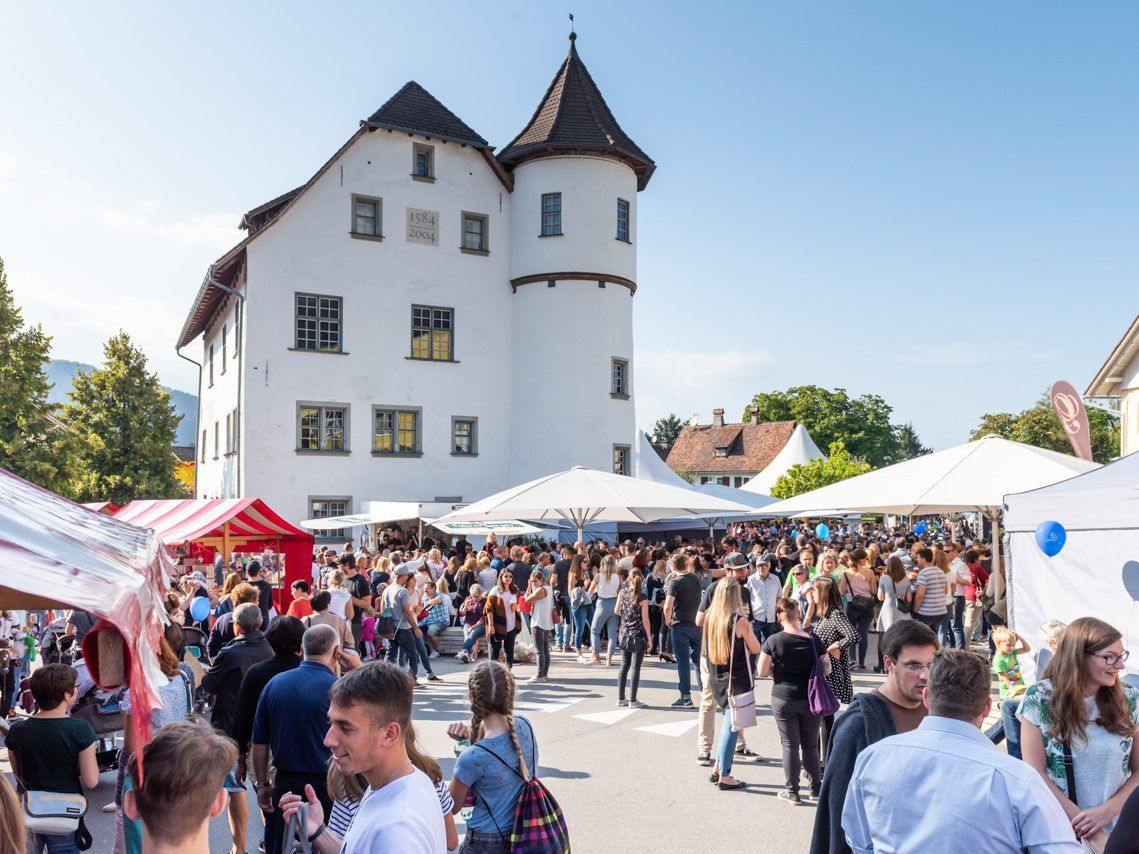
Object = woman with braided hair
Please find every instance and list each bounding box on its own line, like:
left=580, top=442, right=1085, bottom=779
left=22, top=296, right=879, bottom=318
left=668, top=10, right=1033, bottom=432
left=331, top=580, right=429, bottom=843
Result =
left=446, top=660, right=539, bottom=853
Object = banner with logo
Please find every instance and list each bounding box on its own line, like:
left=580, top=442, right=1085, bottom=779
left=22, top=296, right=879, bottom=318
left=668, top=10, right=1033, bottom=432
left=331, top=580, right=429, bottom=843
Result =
left=1050, top=380, right=1093, bottom=461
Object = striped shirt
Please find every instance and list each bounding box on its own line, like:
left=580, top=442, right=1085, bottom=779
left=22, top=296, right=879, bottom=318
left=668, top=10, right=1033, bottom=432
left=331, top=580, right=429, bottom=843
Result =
left=914, top=565, right=949, bottom=616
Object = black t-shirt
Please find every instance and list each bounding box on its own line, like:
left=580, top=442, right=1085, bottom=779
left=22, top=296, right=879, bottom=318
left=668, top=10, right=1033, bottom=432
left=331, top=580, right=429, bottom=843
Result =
left=762, top=631, right=827, bottom=702
left=369, top=572, right=390, bottom=598
left=5, top=716, right=96, bottom=793
left=551, top=558, right=572, bottom=597
left=249, top=578, right=274, bottom=621
left=666, top=573, right=702, bottom=626
left=346, top=573, right=370, bottom=625
left=698, top=578, right=752, bottom=620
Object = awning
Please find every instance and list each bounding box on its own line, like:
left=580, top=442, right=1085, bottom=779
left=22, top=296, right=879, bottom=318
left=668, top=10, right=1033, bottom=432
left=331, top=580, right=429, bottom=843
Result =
left=115, top=498, right=313, bottom=545
left=430, top=520, right=544, bottom=536
left=83, top=501, right=121, bottom=515
left=299, top=501, right=424, bottom=531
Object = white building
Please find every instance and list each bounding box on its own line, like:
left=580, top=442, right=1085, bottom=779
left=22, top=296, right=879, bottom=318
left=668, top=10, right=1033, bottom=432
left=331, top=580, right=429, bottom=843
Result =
left=177, top=35, right=655, bottom=536
left=1086, top=313, right=1139, bottom=457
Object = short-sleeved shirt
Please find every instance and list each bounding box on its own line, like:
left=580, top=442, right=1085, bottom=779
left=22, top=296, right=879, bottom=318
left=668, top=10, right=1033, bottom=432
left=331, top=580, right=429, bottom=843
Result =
left=286, top=597, right=314, bottom=619
left=122, top=670, right=191, bottom=732
left=249, top=578, right=274, bottom=621
left=992, top=650, right=1025, bottom=698
left=913, top=565, right=948, bottom=616
left=508, top=560, right=532, bottom=591
left=454, top=715, right=537, bottom=834
left=346, top=573, right=370, bottom=625
left=761, top=631, right=827, bottom=702
left=697, top=577, right=752, bottom=620
left=384, top=584, right=412, bottom=631
left=666, top=573, right=702, bottom=626
left=551, top=558, right=572, bottom=597
left=5, top=716, right=96, bottom=793
left=342, top=768, right=447, bottom=853
left=1018, top=679, right=1139, bottom=817
left=252, top=660, right=336, bottom=775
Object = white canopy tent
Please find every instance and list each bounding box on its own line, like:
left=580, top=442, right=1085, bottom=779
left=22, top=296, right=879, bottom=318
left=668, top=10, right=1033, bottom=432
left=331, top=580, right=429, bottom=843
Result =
left=1004, top=451, right=1139, bottom=682
left=429, top=520, right=544, bottom=537
left=741, top=423, right=827, bottom=495
left=633, top=430, right=691, bottom=487
left=299, top=501, right=424, bottom=531
left=432, top=466, right=754, bottom=542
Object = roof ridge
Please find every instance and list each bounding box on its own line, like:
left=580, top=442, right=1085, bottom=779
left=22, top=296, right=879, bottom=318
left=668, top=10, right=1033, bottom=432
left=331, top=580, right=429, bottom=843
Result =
left=365, top=80, right=489, bottom=148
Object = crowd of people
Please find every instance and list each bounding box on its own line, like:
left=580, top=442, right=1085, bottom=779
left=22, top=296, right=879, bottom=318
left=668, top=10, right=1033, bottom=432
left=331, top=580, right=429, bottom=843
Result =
left=1, top=516, right=1138, bottom=853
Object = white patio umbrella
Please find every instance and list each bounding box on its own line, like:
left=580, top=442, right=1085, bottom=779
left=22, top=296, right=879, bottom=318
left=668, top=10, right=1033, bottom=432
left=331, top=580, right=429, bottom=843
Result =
left=685, top=482, right=777, bottom=539
left=432, top=466, right=754, bottom=542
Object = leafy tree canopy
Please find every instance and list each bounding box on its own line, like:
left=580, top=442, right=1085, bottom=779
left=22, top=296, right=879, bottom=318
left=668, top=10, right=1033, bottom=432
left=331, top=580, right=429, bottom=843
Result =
left=969, top=390, right=1119, bottom=464
left=770, top=441, right=872, bottom=499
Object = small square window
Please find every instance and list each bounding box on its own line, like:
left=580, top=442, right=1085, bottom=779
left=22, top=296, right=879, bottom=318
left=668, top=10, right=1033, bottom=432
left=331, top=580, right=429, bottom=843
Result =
left=611, top=358, right=629, bottom=397
left=613, top=444, right=631, bottom=476
left=461, top=212, right=488, bottom=253
left=310, top=497, right=350, bottom=540
left=412, top=143, right=435, bottom=181
left=616, top=198, right=630, bottom=242
left=452, top=417, right=478, bottom=455
left=351, top=194, right=382, bottom=239
left=714, top=448, right=728, bottom=457
left=541, top=193, right=562, bottom=236
left=297, top=404, right=349, bottom=452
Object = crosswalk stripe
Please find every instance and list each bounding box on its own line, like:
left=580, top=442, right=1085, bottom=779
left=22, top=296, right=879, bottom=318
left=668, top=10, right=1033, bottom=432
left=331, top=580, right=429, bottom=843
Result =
left=574, top=708, right=639, bottom=726
left=634, top=718, right=699, bottom=738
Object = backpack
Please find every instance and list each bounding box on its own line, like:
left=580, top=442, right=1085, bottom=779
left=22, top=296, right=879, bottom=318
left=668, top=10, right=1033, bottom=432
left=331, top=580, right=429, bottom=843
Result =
left=473, top=721, right=570, bottom=854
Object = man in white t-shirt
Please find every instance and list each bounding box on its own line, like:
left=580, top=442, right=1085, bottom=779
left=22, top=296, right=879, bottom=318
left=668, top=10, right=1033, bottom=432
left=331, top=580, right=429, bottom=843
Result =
left=279, top=662, right=445, bottom=853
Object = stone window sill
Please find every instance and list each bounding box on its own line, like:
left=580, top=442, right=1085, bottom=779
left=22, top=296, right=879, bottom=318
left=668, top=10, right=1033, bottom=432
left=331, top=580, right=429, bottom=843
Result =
left=411, top=175, right=436, bottom=183
left=349, top=232, right=384, bottom=242
left=288, top=348, right=350, bottom=355
left=610, top=392, right=630, bottom=400
left=295, top=449, right=351, bottom=456
left=405, top=356, right=460, bottom=363
left=460, top=247, right=490, bottom=256
left=371, top=451, right=424, bottom=458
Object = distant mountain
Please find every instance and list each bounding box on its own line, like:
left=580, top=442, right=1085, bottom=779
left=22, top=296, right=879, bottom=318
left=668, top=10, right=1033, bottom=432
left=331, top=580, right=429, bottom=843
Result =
left=45, top=359, right=199, bottom=447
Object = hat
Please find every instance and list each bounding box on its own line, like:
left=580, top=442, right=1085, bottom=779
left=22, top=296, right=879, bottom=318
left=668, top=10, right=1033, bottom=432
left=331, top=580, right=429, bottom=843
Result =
left=188, top=571, right=206, bottom=583
left=755, top=553, right=777, bottom=566
left=723, top=552, right=749, bottom=569
left=394, top=564, right=415, bottom=577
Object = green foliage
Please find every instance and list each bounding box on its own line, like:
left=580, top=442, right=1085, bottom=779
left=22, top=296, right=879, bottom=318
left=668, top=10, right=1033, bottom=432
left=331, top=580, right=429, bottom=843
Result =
left=894, top=423, right=931, bottom=460
left=743, top=385, right=921, bottom=467
left=0, top=257, right=87, bottom=496
left=65, top=331, right=188, bottom=503
left=770, top=441, right=872, bottom=499
left=969, top=391, right=1120, bottom=464
left=650, top=413, right=685, bottom=447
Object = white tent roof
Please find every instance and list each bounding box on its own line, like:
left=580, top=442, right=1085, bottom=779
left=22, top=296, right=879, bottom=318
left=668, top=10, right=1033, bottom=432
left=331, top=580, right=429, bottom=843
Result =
left=693, top=482, right=776, bottom=511
left=633, top=430, right=691, bottom=487
left=741, top=424, right=827, bottom=495
left=759, top=435, right=1100, bottom=517
left=299, top=501, right=424, bottom=530
left=432, top=466, right=754, bottom=534
left=1004, top=450, right=1139, bottom=532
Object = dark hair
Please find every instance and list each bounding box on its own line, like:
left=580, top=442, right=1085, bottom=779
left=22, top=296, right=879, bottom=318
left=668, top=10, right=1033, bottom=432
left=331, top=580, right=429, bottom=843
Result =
left=928, top=649, right=990, bottom=720
left=881, top=620, right=939, bottom=662
left=245, top=560, right=261, bottom=576
left=917, top=547, right=934, bottom=563
left=291, top=580, right=310, bottom=593
left=311, top=591, right=332, bottom=612
left=330, top=661, right=413, bottom=731
left=265, top=616, right=305, bottom=656
left=29, top=663, right=77, bottom=710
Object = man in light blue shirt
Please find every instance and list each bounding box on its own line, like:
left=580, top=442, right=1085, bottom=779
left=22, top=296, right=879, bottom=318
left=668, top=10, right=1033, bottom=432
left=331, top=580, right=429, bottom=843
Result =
left=842, top=648, right=1080, bottom=854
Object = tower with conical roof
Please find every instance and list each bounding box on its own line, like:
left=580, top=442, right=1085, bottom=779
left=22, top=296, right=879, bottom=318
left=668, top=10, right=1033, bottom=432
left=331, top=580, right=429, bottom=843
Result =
left=502, top=33, right=654, bottom=483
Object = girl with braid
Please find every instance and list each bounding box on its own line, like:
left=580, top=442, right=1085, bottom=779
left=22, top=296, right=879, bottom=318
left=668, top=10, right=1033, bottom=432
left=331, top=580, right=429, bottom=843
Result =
left=446, top=660, right=539, bottom=853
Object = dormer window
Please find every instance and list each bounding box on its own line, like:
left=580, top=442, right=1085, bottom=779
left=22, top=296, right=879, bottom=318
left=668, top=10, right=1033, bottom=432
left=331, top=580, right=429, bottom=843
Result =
left=413, top=144, right=435, bottom=182
left=714, top=447, right=728, bottom=457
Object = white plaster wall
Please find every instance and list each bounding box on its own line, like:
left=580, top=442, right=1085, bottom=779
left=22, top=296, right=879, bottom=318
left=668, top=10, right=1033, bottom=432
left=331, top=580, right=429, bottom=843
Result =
left=1121, top=351, right=1139, bottom=457
left=195, top=302, right=241, bottom=498
left=238, top=128, right=516, bottom=525
left=509, top=156, right=637, bottom=282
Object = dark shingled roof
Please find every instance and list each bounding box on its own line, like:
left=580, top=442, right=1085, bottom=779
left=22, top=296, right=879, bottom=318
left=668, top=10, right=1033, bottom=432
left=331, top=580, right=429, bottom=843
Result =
left=239, top=185, right=303, bottom=233
left=498, top=34, right=655, bottom=190
left=364, top=81, right=488, bottom=148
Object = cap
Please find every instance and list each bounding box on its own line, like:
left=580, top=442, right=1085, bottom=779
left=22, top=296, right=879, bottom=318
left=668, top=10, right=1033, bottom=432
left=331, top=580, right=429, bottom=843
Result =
left=394, top=564, right=415, bottom=577
left=723, top=552, right=749, bottom=569
left=755, top=553, right=777, bottom=566
left=188, top=571, right=206, bottom=582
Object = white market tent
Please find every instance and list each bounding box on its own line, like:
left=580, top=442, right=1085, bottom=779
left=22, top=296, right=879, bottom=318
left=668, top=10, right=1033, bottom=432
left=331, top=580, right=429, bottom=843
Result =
left=299, top=501, right=425, bottom=531
left=432, top=466, right=754, bottom=541
left=1004, top=451, right=1139, bottom=682
left=741, top=423, right=827, bottom=495
left=633, top=430, right=691, bottom=487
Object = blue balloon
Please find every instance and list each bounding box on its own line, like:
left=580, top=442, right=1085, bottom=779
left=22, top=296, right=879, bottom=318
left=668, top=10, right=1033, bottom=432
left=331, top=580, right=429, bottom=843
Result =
left=1035, top=520, right=1066, bottom=557
left=914, top=522, right=927, bottom=535
left=815, top=523, right=830, bottom=540
left=189, top=596, right=210, bottom=623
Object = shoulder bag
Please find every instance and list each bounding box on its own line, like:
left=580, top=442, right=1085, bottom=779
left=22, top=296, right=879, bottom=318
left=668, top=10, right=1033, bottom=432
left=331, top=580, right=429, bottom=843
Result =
left=727, top=617, right=756, bottom=732
left=808, top=635, right=841, bottom=718
left=893, top=578, right=913, bottom=614
left=20, top=787, right=88, bottom=837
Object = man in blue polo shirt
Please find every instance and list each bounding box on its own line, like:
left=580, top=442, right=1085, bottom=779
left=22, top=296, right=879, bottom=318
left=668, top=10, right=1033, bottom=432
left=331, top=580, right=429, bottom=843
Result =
left=252, top=624, right=349, bottom=854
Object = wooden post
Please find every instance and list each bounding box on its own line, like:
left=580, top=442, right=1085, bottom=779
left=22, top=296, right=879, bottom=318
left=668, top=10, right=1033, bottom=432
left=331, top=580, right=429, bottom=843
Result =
left=222, top=522, right=233, bottom=565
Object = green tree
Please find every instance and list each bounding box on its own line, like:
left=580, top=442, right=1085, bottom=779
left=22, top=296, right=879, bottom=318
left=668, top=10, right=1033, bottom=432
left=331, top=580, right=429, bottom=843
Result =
left=969, top=390, right=1119, bottom=464
left=0, top=257, right=85, bottom=495
left=743, top=385, right=910, bottom=468
left=650, top=413, right=685, bottom=447
left=66, top=331, right=188, bottom=503
left=893, top=423, right=931, bottom=461
left=770, top=441, right=872, bottom=499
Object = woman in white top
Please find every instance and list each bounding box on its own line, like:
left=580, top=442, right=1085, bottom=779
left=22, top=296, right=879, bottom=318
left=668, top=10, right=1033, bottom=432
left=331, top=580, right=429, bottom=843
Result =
left=874, top=555, right=911, bottom=673
left=524, top=569, right=556, bottom=684
left=587, top=555, right=622, bottom=666
left=326, top=569, right=355, bottom=622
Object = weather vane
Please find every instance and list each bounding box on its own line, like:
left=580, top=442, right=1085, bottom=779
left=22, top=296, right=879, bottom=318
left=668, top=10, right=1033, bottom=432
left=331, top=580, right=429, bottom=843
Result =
left=569, top=13, right=575, bottom=36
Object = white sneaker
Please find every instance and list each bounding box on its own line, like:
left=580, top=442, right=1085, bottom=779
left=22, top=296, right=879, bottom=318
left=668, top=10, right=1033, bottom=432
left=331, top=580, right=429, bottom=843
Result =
left=629, top=700, right=646, bottom=710
left=457, top=651, right=470, bottom=663
left=577, top=655, right=592, bottom=665
left=429, top=651, right=440, bottom=659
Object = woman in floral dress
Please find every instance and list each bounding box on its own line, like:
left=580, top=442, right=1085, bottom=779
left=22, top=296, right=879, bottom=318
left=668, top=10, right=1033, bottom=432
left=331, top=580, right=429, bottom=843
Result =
left=808, top=576, right=857, bottom=766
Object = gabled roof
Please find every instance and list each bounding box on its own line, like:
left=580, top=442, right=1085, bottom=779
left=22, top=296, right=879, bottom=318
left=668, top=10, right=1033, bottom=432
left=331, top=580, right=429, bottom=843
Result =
left=498, top=34, right=655, bottom=190
left=239, top=186, right=303, bottom=233
left=364, top=81, right=488, bottom=148
left=1085, top=313, right=1139, bottom=396
left=666, top=420, right=796, bottom=474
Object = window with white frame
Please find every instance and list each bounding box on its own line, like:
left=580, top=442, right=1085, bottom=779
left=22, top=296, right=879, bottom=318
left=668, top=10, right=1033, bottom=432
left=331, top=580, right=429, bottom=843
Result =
left=410, top=305, right=453, bottom=361
left=541, top=193, right=561, bottom=236
left=298, top=404, right=348, bottom=452
left=616, top=198, right=630, bottom=242
left=452, top=417, right=477, bottom=455
left=611, top=358, right=629, bottom=397
left=462, top=212, right=488, bottom=252
left=351, top=194, right=381, bottom=238
left=613, top=444, right=631, bottom=476
left=295, top=294, right=342, bottom=352
left=309, top=497, right=349, bottom=539
left=373, top=406, right=420, bottom=455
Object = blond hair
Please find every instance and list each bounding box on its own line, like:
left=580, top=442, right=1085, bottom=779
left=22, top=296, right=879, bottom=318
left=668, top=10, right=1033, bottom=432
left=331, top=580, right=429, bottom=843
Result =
left=599, top=554, right=618, bottom=582
left=705, top=577, right=743, bottom=666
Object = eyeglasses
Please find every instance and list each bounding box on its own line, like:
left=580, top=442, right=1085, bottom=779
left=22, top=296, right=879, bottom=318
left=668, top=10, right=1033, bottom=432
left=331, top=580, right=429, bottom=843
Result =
left=899, top=662, right=932, bottom=673
left=1087, top=650, right=1129, bottom=667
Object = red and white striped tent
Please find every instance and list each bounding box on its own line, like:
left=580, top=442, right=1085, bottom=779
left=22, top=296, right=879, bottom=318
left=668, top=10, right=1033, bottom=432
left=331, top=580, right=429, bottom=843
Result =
left=114, top=499, right=314, bottom=600
left=82, top=501, right=120, bottom=515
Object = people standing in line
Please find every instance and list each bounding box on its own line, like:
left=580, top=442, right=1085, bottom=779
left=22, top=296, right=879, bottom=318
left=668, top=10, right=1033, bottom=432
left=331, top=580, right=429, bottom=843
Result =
left=1020, top=617, right=1139, bottom=850
left=910, top=547, right=950, bottom=638
left=663, top=553, right=703, bottom=708
left=758, top=598, right=828, bottom=805
left=485, top=569, right=521, bottom=669
left=615, top=570, right=650, bottom=709
left=808, top=576, right=857, bottom=764
left=587, top=555, right=622, bottom=666
left=842, top=649, right=1080, bottom=854
left=524, top=567, right=555, bottom=684
left=810, top=620, right=939, bottom=854
left=874, top=556, right=912, bottom=673
left=279, top=662, right=447, bottom=853
left=839, top=548, right=878, bottom=671
left=703, top=576, right=761, bottom=791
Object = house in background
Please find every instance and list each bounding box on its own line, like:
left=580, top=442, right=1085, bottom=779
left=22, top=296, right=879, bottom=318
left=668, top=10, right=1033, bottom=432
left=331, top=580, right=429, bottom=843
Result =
left=666, top=409, right=799, bottom=487
left=1086, top=313, right=1139, bottom=457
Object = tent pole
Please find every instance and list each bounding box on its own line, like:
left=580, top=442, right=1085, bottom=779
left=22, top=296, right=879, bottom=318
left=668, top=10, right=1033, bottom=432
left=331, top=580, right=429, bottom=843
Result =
left=990, top=509, right=1005, bottom=625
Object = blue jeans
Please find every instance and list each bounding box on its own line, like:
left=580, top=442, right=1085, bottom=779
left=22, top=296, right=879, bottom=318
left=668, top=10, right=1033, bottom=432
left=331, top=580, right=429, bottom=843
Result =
left=715, top=707, right=739, bottom=777
left=951, top=595, right=967, bottom=649
left=591, top=597, right=619, bottom=657
left=385, top=627, right=419, bottom=677
left=670, top=623, right=702, bottom=699
left=462, top=623, right=486, bottom=653
left=1001, top=697, right=1022, bottom=759
left=572, top=605, right=592, bottom=649
left=35, top=833, right=80, bottom=854
left=413, top=632, right=436, bottom=675
left=555, top=610, right=572, bottom=648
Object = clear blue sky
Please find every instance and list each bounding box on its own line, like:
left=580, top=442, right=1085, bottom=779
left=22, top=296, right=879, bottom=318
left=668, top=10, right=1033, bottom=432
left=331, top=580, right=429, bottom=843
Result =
left=1, top=2, right=1136, bottom=450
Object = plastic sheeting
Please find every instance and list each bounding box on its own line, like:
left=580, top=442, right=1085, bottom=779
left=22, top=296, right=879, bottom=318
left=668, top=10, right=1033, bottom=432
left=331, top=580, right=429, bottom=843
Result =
left=0, top=468, right=172, bottom=745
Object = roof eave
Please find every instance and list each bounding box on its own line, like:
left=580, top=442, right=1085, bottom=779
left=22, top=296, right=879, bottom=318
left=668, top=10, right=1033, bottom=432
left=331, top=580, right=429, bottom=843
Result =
left=1085, top=313, right=1139, bottom=396
left=498, top=146, right=655, bottom=190
left=362, top=120, right=488, bottom=149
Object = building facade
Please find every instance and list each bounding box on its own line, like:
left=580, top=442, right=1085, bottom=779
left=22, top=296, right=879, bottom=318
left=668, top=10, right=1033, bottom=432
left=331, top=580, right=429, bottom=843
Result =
left=665, top=409, right=797, bottom=487
left=177, top=36, right=655, bottom=534
left=1086, top=314, right=1139, bottom=457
